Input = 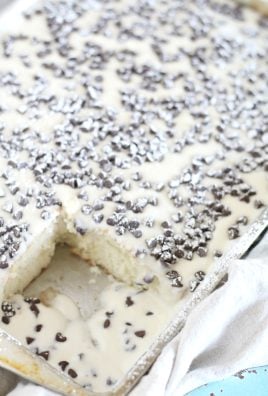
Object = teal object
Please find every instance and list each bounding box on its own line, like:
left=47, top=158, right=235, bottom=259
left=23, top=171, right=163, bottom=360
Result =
left=187, top=366, right=268, bottom=396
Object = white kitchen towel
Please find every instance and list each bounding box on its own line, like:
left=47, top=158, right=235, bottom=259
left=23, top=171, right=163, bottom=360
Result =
left=7, top=255, right=268, bottom=396
left=131, top=257, right=268, bottom=396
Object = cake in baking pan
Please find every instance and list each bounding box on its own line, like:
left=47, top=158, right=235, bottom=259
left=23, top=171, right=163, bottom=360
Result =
left=0, top=0, right=267, bottom=391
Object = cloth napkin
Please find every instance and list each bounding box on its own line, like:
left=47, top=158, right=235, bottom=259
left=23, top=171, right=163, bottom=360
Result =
left=5, top=233, right=268, bottom=396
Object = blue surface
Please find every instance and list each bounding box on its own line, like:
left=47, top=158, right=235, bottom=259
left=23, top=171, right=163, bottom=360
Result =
left=187, top=366, right=268, bottom=396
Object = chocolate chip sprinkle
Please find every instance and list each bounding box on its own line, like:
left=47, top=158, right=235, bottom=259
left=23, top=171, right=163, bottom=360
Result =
left=189, top=279, right=200, bottom=292
left=195, top=271, right=206, bottom=282
left=197, top=246, right=207, bottom=257
left=37, top=350, right=50, bottom=361
left=58, top=360, right=69, bottom=371
left=254, top=200, right=264, bottom=209
left=106, top=377, right=115, bottom=386
left=1, top=316, right=10, bottom=325
left=134, top=330, right=146, bottom=338
left=0, top=261, right=8, bottom=269
left=105, top=311, right=114, bottom=317
left=166, top=270, right=179, bottom=279
left=214, top=250, right=223, bottom=258
left=125, top=296, right=134, bottom=307
left=171, top=277, right=183, bottom=288
left=30, top=303, right=40, bottom=317
left=26, top=337, right=35, bottom=345
left=35, top=324, right=43, bottom=332
left=228, top=226, right=240, bottom=240
left=68, top=368, right=78, bottom=379
left=237, top=216, right=248, bottom=226
left=146, top=311, right=154, bottom=316
left=103, top=319, right=111, bottom=328
left=55, top=332, right=67, bottom=342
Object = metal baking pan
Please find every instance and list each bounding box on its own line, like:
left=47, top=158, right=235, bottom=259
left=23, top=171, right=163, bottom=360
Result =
left=0, top=208, right=266, bottom=396
left=0, top=0, right=267, bottom=395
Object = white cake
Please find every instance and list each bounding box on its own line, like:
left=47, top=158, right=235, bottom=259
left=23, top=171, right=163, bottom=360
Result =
left=0, top=0, right=267, bottom=391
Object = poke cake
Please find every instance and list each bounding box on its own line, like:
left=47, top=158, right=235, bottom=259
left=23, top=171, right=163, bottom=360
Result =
left=0, top=0, right=267, bottom=392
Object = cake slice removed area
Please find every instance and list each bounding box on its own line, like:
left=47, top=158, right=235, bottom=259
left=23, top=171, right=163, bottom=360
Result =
left=1, top=245, right=174, bottom=392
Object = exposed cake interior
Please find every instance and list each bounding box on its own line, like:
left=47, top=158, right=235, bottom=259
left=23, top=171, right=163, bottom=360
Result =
left=3, top=211, right=162, bottom=301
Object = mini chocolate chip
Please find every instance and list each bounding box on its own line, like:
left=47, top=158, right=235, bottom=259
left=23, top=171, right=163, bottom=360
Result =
left=254, top=199, right=264, bottom=209
left=35, top=324, right=43, bottom=332
left=214, top=250, right=222, bottom=257
left=171, top=278, right=183, bottom=288
left=164, top=229, right=173, bottom=237
left=106, top=377, right=114, bottom=386
left=25, top=297, right=40, bottom=304
left=231, top=188, right=240, bottom=197
left=184, top=241, right=193, bottom=251
left=166, top=270, right=179, bottom=279
left=105, top=311, right=114, bottom=317
left=107, top=217, right=116, bottom=226
left=189, top=279, right=200, bottom=292
left=125, top=296, right=134, bottom=307
left=74, top=223, right=87, bottom=235
left=228, top=226, right=240, bottom=240
left=30, top=303, right=40, bottom=317
left=38, top=351, right=50, bottom=361
left=197, top=246, right=207, bottom=257
left=26, top=337, right=35, bottom=345
left=24, top=297, right=31, bottom=303
left=174, top=235, right=185, bottom=245
left=161, top=221, right=171, bottom=229
left=174, top=248, right=184, bottom=258
left=237, top=216, right=248, bottom=225
left=1, top=316, right=10, bottom=324
left=240, top=194, right=250, bottom=203
left=125, top=322, right=132, bottom=326
left=55, top=332, right=67, bottom=342
left=146, top=311, right=154, bottom=316
left=195, top=271, right=206, bottom=281
left=58, top=361, right=69, bottom=371
left=91, top=369, right=98, bottom=377
left=68, top=368, right=78, bottom=378
left=103, top=319, right=111, bottom=328
left=185, top=251, right=193, bottom=260
left=146, top=238, right=157, bottom=249
left=134, top=330, right=146, bottom=338
left=0, top=262, right=8, bottom=269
